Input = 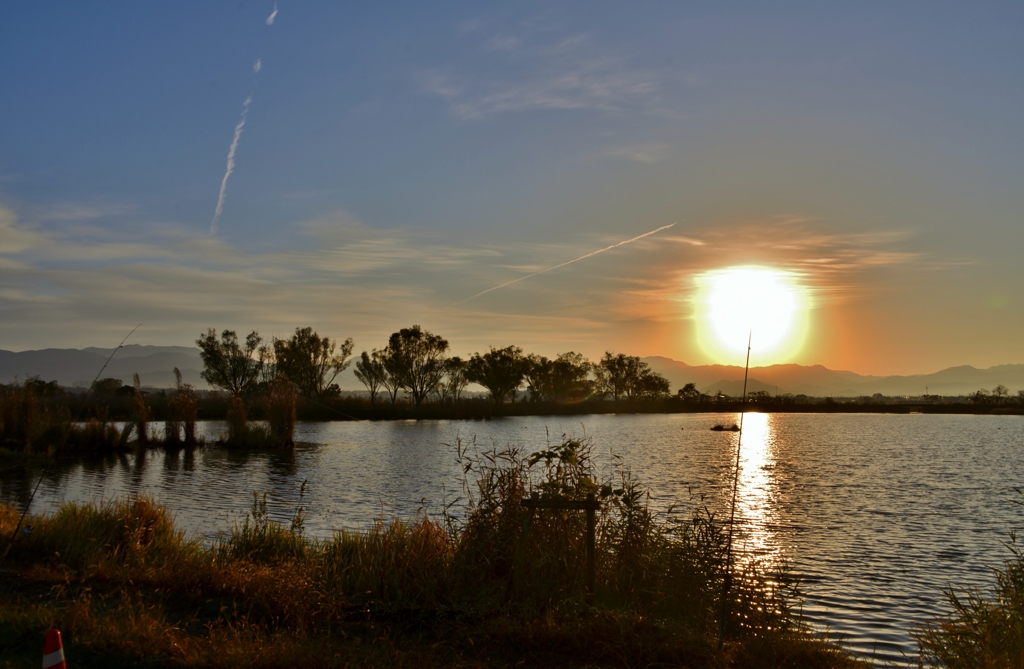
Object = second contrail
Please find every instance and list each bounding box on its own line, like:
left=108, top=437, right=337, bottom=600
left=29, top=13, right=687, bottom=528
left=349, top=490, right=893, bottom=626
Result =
left=454, top=222, right=676, bottom=305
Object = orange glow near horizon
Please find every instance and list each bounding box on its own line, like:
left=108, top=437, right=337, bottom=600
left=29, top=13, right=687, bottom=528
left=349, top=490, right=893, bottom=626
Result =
left=694, top=266, right=811, bottom=365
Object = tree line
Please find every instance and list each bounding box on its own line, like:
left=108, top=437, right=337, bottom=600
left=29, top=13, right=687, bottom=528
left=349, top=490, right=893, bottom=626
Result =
left=196, top=325, right=671, bottom=406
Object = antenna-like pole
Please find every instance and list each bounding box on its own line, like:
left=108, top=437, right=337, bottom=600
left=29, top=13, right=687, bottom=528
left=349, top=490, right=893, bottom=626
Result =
left=717, top=330, right=752, bottom=651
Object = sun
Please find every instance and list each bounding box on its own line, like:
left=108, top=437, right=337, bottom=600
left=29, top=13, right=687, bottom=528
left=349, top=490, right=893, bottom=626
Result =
left=693, top=266, right=810, bottom=364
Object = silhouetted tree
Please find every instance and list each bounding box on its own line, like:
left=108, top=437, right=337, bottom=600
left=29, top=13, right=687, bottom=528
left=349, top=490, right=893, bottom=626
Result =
left=525, top=352, right=593, bottom=402
left=466, top=345, right=529, bottom=404
left=94, top=377, right=126, bottom=396
left=197, top=329, right=266, bottom=397
left=354, top=350, right=387, bottom=404
left=597, top=352, right=641, bottom=400
left=992, top=384, right=1009, bottom=403
left=632, top=368, right=670, bottom=398
left=273, top=327, right=354, bottom=397
left=676, top=382, right=700, bottom=402
left=379, top=347, right=405, bottom=406
left=436, top=356, right=469, bottom=402
left=596, top=352, right=668, bottom=400
left=383, top=325, right=449, bottom=407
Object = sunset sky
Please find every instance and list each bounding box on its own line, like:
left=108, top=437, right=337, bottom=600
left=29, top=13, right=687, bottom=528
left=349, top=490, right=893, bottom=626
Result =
left=1, top=2, right=1021, bottom=375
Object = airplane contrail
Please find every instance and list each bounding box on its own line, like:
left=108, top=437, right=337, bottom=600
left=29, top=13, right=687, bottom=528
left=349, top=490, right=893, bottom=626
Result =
left=210, top=95, right=251, bottom=235
left=208, top=3, right=276, bottom=234
left=454, top=222, right=676, bottom=305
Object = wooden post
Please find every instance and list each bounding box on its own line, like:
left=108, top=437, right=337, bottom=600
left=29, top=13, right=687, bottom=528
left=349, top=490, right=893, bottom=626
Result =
left=517, top=493, right=601, bottom=605
left=586, top=492, right=596, bottom=605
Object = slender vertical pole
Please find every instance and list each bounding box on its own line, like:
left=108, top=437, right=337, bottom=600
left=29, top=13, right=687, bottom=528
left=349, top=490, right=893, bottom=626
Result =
left=717, top=330, right=752, bottom=650
left=586, top=492, right=596, bottom=605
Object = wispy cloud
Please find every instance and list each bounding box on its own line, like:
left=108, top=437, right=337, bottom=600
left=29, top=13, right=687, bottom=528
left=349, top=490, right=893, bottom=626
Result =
left=421, top=29, right=658, bottom=120
left=253, top=58, right=261, bottom=73
left=0, top=205, right=45, bottom=254
left=606, top=142, right=671, bottom=164
left=0, top=203, right=682, bottom=354
left=446, top=60, right=656, bottom=120
left=266, top=3, right=278, bottom=25
left=31, top=202, right=136, bottom=222
left=210, top=95, right=252, bottom=235
left=455, top=223, right=676, bottom=304
left=488, top=35, right=520, bottom=51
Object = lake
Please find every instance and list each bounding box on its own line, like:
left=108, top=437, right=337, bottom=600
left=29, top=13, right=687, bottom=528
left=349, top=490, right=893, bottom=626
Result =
left=2, top=412, right=1022, bottom=665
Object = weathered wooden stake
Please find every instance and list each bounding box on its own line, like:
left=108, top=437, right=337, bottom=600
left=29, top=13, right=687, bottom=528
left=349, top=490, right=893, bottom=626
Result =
left=513, top=492, right=601, bottom=604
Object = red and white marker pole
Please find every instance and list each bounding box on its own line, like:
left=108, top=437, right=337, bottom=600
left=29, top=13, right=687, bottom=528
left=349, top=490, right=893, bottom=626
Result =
left=43, top=629, right=67, bottom=669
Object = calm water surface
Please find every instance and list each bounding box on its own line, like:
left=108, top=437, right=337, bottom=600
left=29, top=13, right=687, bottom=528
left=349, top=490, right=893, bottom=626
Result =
left=2, top=413, right=1022, bottom=665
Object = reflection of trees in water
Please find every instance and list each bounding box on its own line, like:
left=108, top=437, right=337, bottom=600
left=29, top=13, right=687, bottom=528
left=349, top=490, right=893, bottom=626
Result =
left=181, top=445, right=305, bottom=522
left=128, top=448, right=147, bottom=491
left=0, top=454, right=118, bottom=509
left=158, top=445, right=201, bottom=488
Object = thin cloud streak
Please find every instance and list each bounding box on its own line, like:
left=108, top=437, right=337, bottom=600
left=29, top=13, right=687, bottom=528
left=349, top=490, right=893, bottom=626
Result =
left=266, top=3, right=278, bottom=25
left=210, top=95, right=252, bottom=235
left=454, top=223, right=676, bottom=305
left=253, top=58, right=261, bottom=73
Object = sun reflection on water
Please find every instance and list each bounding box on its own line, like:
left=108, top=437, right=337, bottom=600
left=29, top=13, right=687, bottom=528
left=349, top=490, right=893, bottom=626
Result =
left=730, top=412, right=781, bottom=566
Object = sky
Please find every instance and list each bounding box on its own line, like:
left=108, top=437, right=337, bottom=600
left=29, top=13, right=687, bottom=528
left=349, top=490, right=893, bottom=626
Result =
left=1, top=1, right=1022, bottom=376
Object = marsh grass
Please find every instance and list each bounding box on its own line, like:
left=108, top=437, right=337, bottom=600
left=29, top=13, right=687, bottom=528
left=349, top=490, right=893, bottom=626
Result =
left=0, top=437, right=865, bottom=668
left=914, top=532, right=1024, bottom=667
left=265, top=375, right=297, bottom=447
left=221, top=395, right=291, bottom=449
left=0, top=380, right=39, bottom=450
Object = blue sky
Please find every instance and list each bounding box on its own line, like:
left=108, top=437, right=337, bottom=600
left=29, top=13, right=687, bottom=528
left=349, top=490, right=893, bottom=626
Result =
left=1, top=2, right=1022, bottom=374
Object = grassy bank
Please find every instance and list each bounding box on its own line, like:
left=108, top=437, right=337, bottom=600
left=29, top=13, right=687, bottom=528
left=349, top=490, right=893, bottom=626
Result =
left=0, top=438, right=864, bottom=668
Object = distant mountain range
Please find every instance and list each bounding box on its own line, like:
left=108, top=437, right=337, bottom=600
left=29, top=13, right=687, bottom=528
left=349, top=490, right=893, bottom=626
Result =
left=1, top=346, right=1021, bottom=398
left=0, top=345, right=207, bottom=389
left=642, top=356, right=1024, bottom=397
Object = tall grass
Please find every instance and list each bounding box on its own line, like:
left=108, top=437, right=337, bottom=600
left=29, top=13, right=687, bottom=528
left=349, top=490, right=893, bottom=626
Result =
left=915, top=532, right=1024, bottom=667
left=265, top=375, right=297, bottom=447
left=0, top=380, right=126, bottom=455
left=0, top=379, right=39, bottom=450
left=0, top=437, right=863, bottom=667
left=165, top=377, right=199, bottom=446
left=224, top=392, right=293, bottom=449
left=131, top=373, right=150, bottom=445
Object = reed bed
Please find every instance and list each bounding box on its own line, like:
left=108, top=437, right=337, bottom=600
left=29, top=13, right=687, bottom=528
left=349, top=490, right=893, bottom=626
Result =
left=0, top=438, right=866, bottom=668
left=914, top=530, right=1024, bottom=667
left=0, top=376, right=301, bottom=456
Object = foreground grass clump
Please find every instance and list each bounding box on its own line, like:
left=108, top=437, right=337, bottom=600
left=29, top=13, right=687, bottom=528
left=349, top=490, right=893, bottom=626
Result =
left=915, top=530, right=1024, bottom=668
left=0, top=438, right=864, bottom=668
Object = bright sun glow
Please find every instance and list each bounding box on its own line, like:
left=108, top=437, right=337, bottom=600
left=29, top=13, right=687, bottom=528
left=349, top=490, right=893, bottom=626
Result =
left=694, top=266, right=810, bottom=364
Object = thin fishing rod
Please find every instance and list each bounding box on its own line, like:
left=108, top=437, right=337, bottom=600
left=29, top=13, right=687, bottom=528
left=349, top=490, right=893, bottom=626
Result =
left=717, top=330, right=752, bottom=651
left=1, top=324, right=141, bottom=566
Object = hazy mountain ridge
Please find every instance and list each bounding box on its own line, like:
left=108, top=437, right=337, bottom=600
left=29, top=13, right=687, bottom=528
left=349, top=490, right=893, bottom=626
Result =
left=642, top=356, right=1024, bottom=397
left=0, top=346, right=207, bottom=389
left=1, top=347, right=1021, bottom=397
